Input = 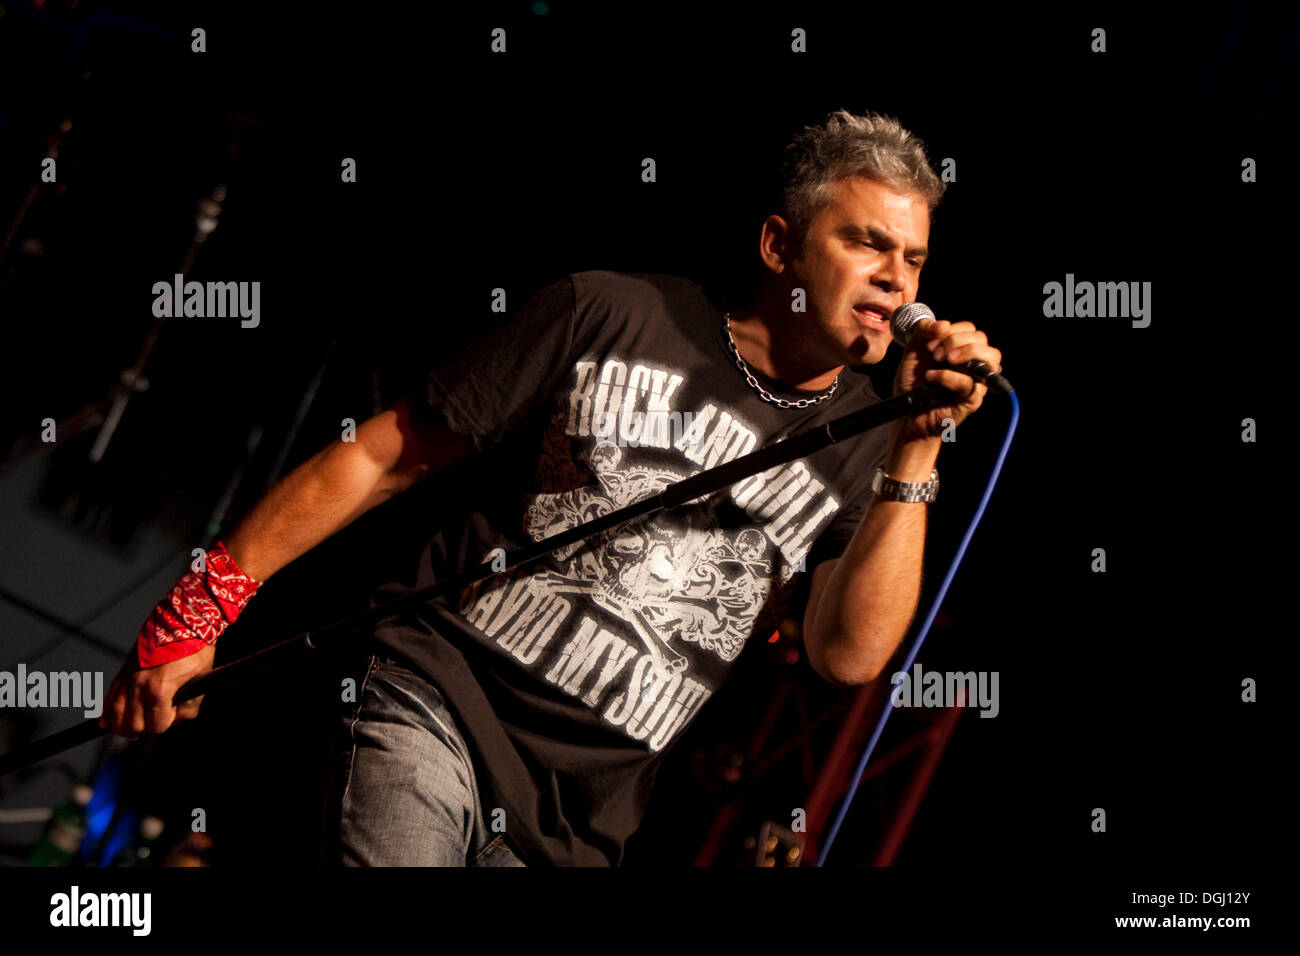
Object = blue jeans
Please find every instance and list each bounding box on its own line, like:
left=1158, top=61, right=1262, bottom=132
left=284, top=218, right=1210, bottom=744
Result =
left=336, top=653, right=527, bottom=867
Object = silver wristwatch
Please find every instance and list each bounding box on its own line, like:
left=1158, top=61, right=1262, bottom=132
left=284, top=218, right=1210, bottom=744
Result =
left=871, top=466, right=939, bottom=503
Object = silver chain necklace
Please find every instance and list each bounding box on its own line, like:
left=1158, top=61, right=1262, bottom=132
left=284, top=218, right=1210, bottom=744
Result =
left=722, top=312, right=840, bottom=409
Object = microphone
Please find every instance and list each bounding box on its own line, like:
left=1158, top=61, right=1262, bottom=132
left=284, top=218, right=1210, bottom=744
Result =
left=891, top=302, right=1015, bottom=395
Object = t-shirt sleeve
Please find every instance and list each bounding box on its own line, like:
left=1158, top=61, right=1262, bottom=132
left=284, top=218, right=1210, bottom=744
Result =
left=425, top=275, right=579, bottom=452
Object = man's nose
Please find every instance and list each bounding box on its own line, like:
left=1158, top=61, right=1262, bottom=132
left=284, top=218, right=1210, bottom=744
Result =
left=871, top=251, right=907, bottom=292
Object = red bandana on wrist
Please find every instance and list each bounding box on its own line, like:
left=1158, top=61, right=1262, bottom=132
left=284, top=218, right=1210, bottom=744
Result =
left=136, top=541, right=261, bottom=668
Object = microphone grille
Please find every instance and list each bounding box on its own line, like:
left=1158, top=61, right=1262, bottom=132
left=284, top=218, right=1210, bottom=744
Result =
left=891, top=302, right=934, bottom=347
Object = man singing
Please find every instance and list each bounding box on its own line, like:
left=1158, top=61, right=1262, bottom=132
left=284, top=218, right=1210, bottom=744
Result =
left=101, top=109, right=1003, bottom=866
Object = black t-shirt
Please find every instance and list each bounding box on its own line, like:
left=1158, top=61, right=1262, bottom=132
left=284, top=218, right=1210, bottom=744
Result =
left=366, top=270, right=891, bottom=866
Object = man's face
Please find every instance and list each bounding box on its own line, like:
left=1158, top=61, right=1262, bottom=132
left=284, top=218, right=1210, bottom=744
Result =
left=781, top=176, right=930, bottom=366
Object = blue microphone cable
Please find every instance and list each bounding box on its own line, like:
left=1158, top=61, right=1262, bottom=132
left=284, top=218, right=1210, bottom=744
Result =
left=814, top=389, right=1020, bottom=865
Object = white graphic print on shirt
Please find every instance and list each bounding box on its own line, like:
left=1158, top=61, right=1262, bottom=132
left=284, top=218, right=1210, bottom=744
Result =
left=453, top=355, right=849, bottom=753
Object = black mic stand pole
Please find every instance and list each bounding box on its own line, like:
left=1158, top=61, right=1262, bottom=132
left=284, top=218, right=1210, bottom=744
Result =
left=0, top=382, right=960, bottom=776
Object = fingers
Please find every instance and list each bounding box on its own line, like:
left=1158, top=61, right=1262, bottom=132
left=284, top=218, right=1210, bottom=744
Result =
left=126, top=688, right=149, bottom=737
left=105, top=677, right=131, bottom=737
left=99, top=671, right=168, bottom=738
left=925, top=367, right=986, bottom=404
left=914, top=319, right=1001, bottom=371
left=916, top=318, right=976, bottom=341
left=941, top=340, right=1002, bottom=370
left=176, top=695, right=203, bottom=721
left=145, top=692, right=177, bottom=735
left=932, top=337, right=1002, bottom=374
left=98, top=674, right=119, bottom=730
left=104, top=691, right=170, bottom=738
left=927, top=328, right=981, bottom=353
left=100, top=657, right=137, bottom=737
left=127, top=670, right=189, bottom=735
left=100, top=664, right=207, bottom=737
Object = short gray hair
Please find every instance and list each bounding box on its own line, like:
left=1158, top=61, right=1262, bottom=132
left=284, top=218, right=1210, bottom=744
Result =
left=778, top=109, right=946, bottom=256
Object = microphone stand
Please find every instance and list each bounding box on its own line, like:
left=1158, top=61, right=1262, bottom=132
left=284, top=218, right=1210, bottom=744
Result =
left=0, top=382, right=961, bottom=776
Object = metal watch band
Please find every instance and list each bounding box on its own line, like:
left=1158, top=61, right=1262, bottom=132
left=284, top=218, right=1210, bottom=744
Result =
left=871, top=466, right=939, bottom=503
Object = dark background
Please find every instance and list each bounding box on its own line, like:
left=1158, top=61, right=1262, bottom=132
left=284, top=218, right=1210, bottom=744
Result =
left=0, top=0, right=1285, bottom=871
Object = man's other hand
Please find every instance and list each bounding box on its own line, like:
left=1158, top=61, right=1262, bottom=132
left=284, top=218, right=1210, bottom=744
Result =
left=99, top=643, right=216, bottom=738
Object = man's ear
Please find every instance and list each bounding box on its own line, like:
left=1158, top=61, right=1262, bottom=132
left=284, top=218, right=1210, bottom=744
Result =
left=759, top=214, right=794, bottom=275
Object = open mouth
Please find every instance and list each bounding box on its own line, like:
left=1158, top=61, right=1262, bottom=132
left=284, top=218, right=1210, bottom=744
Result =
left=852, top=305, right=889, bottom=329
